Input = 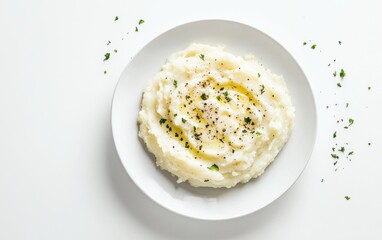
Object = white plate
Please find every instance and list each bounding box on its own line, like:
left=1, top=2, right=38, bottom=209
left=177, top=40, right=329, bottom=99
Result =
left=111, top=19, right=317, bottom=220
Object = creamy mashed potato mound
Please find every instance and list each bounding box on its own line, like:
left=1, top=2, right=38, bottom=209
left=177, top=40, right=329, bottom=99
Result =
left=138, top=43, right=295, bottom=188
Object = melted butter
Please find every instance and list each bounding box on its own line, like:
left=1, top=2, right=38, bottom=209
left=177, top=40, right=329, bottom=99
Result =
left=159, top=73, right=268, bottom=167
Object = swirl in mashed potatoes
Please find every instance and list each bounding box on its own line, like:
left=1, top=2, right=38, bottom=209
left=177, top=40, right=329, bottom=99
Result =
left=138, top=43, right=294, bottom=188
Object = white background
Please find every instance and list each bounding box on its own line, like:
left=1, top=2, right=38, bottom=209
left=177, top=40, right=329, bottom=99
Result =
left=0, top=0, right=381, bottom=239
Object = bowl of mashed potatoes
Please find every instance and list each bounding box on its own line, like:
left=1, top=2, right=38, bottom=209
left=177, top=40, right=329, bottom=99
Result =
left=138, top=43, right=295, bottom=188
left=112, top=20, right=316, bottom=220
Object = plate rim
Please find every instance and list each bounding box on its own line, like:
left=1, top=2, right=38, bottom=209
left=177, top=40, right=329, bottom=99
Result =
left=111, top=18, right=318, bottom=221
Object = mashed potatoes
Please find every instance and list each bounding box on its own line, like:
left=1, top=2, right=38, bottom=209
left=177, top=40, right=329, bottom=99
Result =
left=138, top=43, right=294, bottom=188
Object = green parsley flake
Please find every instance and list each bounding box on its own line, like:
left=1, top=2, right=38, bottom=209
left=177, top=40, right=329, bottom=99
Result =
left=340, top=69, right=346, bottom=79
left=244, top=117, right=251, bottom=124
left=201, top=93, right=209, bottom=100
left=139, top=19, right=145, bottom=25
left=331, top=153, right=339, bottom=159
left=348, top=151, right=354, bottom=156
left=303, top=42, right=307, bottom=45
left=216, top=96, right=221, bottom=101
left=173, top=80, right=178, bottom=88
left=114, top=16, right=119, bottom=21
left=194, top=133, right=202, bottom=140
left=345, top=196, right=351, bottom=200
left=114, top=49, right=118, bottom=53
left=260, top=85, right=265, bottom=94
left=159, top=118, right=167, bottom=125
left=337, top=83, right=342, bottom=87
left=135, top=27, right=138, bottom=32
left=181, top=118, right=187, bottom=123
left=338, top=41, right=342, bottom=45
left=223, top=91, right=228, bottom=97
left=103, top=70, right=107, bottom=74
left=107, top=40, right=111, bottom=45
left=255, top=131, right=262, bottom=136
left=311, top=44, right=317, bottom=49
left=368, top=142, right=371, bottom=146
left=199, top=54, right=205, bottom=61
left=333, top=131, right=337, bottom=138
left=333, top=71, right=337, bottom=77
left=258, top=73, right=261, bottom=78
left=338, top=147, right=345, bottom=153
left=104, top=53, right=110, bottom=61
left=348, top=118, right=354, bottom=126
left=208, top=164, right=219, bottom=171
left=368, top=86, right=371, bottom=90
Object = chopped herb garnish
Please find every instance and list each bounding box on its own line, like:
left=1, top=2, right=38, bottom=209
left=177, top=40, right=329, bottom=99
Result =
left=204, top=179, right=209, bottom=182
left=260, top=84, right=265, bottom=94
left=181, top=118, right=187, bottom=123
left=135, top=27, right=138, bottom=32
left=368, top=142, right=371, bottom=146
left=174, top=113, right=177, bottom=117
left=159, top=118, right=167, bottom=125
left=333, top=71, right=337, bottom=77
left=107, top=40, right=111, bottom=45
left=303, top=42, right=307, bottom=45
left=348, top=151, right=354, bottom=155
left=331, top=153, right=339, bottom=159
left=311, top=44, right=317, bottom=49
left=103, top=53, right=110, bottom=61
left=173, top=80, right=178, bottom=88
left=199, top=54, right=205, bottom=61
left=346, top=103, right=349, bottom=108
left=338, top=41, right=342, bottom=45
left=244, top=117, right=252, bottom=124
left=258, top=73, right=261, bottom=78
left=340, top=69, right=346, bottom=79
left=103, top=70, right=107, bottom=74
left=223, top=91, right=229, bottom=97
left=337, top=83, right=342, bottom=87
left=368, top=86, right=371, bottom=90
left=185, top=142, right=190, bottom=148
left=114, top=16, right=119, bottom=21
left=242, top=129, right=247, bottom=133
left=138, top=19, right=145, bottom=25
left=201, top=93, right=209, bottom=100
left=333, top=131, right=337, bottom=138
left=321, top=178, right=324, bottom=182
left=338, top=147, right=345, bottom=153
left=194, top=133, right=202, bottom=140
left=208, top=164, right=219, bottom=171
left=114, top=49, right=118, bottom=53
left=348, top=118, right=354, bottom=126
left=344, top=196, right=351, bottom=200
left=216, top=96, right=221, bottom=101
left=255, top=131, right=262, bottom=136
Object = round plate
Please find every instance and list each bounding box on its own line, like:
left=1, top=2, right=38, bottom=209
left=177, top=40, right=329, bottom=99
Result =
left=111, top=19, right=317, bottom=220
